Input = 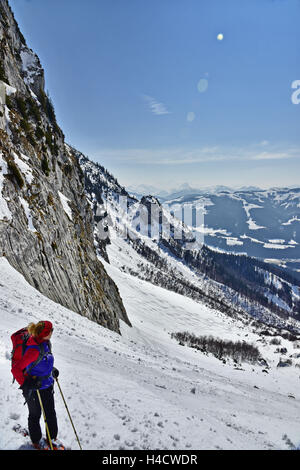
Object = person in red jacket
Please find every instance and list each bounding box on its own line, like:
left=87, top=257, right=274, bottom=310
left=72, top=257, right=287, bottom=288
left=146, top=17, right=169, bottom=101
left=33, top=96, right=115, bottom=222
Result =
left=12, top=321, right=59, bottom=449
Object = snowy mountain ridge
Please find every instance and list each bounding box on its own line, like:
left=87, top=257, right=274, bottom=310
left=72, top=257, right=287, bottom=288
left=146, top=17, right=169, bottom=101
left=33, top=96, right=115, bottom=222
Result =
left=76, top=148, right=300, bottom=332
left=162, top=187, right=300, bottom=274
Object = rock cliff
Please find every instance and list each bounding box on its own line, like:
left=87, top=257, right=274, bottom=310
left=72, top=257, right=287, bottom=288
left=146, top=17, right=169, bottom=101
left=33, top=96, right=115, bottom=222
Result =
left=0, top=0, right=131, bottom=333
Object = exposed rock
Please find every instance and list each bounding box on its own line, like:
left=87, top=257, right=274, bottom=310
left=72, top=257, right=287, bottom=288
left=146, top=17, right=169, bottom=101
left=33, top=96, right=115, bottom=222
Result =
left=277, top=359, right=292, bottom=368
left=0, top=0, right=131, bottom=333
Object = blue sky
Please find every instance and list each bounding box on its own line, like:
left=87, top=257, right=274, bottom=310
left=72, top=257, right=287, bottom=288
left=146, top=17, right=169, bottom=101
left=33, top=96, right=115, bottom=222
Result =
left=10, top=0, right=300, bottom=190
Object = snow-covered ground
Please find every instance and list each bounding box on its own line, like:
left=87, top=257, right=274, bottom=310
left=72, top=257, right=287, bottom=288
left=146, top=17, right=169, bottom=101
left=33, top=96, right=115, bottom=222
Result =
left=1, top=256, right=300, bottom=450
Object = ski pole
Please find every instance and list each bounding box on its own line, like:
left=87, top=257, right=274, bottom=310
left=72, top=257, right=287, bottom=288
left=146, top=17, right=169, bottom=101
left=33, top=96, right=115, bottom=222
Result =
left=55, top=377, right=82, bottom=450
left=36, top=390, right=54, bottom=451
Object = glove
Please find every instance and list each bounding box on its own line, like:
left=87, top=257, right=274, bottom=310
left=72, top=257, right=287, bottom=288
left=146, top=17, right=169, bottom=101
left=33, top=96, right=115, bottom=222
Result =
left=20, top=376, right=42, bottom=394
left=52, top=367, right=59, bottom=379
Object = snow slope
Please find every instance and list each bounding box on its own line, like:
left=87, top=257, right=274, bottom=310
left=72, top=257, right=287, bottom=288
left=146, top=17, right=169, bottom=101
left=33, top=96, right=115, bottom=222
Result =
left=1, top=256, right=300, bottom=450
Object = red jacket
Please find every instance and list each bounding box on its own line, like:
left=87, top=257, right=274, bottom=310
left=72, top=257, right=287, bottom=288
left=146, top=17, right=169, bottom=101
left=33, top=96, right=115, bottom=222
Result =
left=11, top=336, right=42, bottom=386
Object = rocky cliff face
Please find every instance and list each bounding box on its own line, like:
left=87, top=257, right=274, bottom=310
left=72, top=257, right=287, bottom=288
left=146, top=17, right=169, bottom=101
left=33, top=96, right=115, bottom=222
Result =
left=0, top=0, right=131, bottom=333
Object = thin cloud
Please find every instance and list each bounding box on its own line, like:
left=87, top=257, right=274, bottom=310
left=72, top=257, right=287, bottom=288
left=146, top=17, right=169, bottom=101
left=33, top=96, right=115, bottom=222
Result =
left=259, top=140, right=269, bottom=146
left=94, top=145, right=299, bottom=166
left=251, top=151, right=293, bottom=161
left=143, top=95, right=171, bottom=116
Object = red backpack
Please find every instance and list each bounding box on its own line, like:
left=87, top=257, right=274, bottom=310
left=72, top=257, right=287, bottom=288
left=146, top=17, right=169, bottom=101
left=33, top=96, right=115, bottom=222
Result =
left=11, top=327, right=44, bottom=382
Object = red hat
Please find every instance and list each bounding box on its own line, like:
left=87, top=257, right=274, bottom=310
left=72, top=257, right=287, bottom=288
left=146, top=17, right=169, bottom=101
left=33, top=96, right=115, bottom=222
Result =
left=36, top=321, right=53, bottom=341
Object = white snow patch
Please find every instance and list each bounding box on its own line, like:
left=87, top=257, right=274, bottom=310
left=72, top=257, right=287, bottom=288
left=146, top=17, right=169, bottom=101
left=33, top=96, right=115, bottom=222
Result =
left=4, top=84, right=17, bottom=96
left=246, top=218, right=266, bottom=230
left=240, top=234, right=264, bottom=245
left=12, top=152, right=33, bottom=185
left=0, top=81, right=13, bottom=135
left=263, top=243, right=293, bottom=250
left=58, top=191, right=72, bottom=220
left=242, top=202, right=265, bottom=230
left=19, top=197, right=36, bottom=233
left=282, top=217, right=300, bottom=226
left=226, top=237, right=244, bottom=246
left=0, top=153, right=12, bottom=221
left=292, top=286, right=300, bottom=301
left=264, top=291, right=291, bottom=312
left=20, top=49, right=37, bottom=86
left=0, top=81, right=17, bottom=98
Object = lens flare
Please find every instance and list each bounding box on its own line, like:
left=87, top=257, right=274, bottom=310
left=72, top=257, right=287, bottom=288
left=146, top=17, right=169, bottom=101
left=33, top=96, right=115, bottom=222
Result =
left=187, top=112, right=195, bottom=122
left=197, top=79, right=208, bottom=93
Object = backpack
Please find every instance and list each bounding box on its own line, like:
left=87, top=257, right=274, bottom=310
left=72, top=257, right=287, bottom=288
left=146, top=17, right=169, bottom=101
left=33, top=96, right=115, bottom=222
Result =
left=11, top=327, right=45, bottom=383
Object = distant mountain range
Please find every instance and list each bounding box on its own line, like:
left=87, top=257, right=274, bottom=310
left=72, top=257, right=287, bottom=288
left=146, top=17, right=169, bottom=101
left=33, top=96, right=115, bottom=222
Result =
left=76, top=149, right=300, bottom=331
left=159, top=187, right=300, bottom=276
left=127, top=182, right=296, bottom=200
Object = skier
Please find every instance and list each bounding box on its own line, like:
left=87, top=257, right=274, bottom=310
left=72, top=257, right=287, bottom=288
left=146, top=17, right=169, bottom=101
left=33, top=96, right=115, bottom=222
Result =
left=11, top=320, right=59, bottom=450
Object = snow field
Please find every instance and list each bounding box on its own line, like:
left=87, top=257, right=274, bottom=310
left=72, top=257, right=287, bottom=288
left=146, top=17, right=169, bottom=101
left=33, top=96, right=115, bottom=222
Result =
left=0, top=256, right=300, bottom=450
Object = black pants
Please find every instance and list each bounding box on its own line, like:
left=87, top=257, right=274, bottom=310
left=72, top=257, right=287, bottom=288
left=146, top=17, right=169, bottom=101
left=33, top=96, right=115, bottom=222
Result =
left=24, top=385, right=58, bottom=444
